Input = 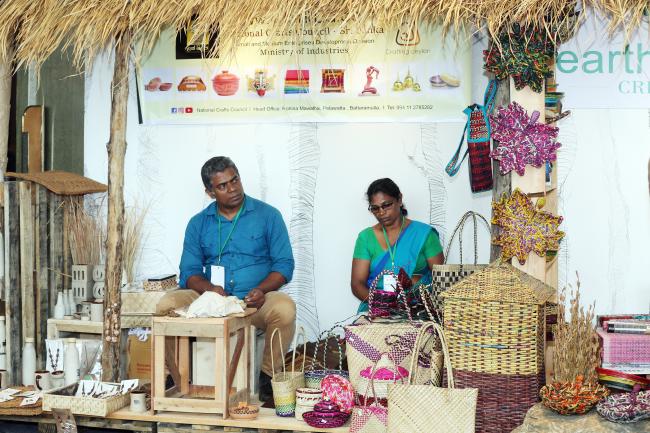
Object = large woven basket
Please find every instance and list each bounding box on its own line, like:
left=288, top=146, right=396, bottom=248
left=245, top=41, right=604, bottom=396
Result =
left=447, top=368, right=545, bottom=433
left=0, top=387, right=43, bottom=416
left=441, top=263, right=555, bottom=376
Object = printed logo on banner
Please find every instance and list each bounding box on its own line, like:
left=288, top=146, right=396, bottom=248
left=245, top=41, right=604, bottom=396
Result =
left=555, top=11, right=650, bottom=108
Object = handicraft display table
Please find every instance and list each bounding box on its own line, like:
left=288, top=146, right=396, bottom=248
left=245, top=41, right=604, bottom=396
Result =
left=151, top=309, right=256, bottom=418
left=512, top=403, right=649, bottom=433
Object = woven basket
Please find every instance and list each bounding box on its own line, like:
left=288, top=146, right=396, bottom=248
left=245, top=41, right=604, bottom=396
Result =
left=441, top=263, right=555, bottom=376
left=121, top=291, right=167, bottom=314
left=447, top=368, right=545, bottom=433
left=428, top=211, right=490, bottom=323
left=42, top=383, right=130, bottom=416
left=357, top=353, right=408, bottom=404
left=345, top=319, right=442, bottom=394
left=597, top=385, right=650, bottom=423
left=305, top=326, right=348, bottom=389
left=270, top=327, right=306, bottom=417
left=540, top=376, right=609, bottom=415
left=0, top=387, right=43, bottom=416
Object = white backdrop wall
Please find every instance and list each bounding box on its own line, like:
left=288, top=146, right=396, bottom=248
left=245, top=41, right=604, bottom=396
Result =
left=84, top=43, right=650, bottom=336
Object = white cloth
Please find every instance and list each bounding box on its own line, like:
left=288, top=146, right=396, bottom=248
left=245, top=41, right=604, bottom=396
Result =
left=178, top=291, right=245, bottom=318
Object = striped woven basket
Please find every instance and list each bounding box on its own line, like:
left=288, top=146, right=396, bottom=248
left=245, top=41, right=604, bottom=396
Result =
left=271, top=327, right=306, bottom=417
left=441, top=263, right=556, bottom=433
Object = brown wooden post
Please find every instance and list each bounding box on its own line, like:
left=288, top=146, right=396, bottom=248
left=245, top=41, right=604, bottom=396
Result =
left=102, top=31, right=131, bottom=382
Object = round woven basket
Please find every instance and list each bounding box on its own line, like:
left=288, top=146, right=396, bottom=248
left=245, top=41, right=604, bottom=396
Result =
left=540, top=376, right=610, bottom=415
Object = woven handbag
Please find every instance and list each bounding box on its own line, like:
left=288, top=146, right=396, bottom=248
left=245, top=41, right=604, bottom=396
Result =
left=426, top=211, right=489, bottom=323
left=305, top=326, right=348, bottom=389
left=357, top=352, right=408, bottom=406
left=387, top=322, right=478, bottom=433
left=270, top=327, right=306, bottom=417
left=345, top=318, right=442, bottom=394
left=350, top=357, right=389, bottom=433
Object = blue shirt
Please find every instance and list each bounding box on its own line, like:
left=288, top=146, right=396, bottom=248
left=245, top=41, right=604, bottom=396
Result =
left=179, top=195, right=294, bottom=299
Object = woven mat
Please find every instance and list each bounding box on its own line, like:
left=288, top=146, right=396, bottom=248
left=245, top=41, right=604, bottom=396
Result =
left=0, top=386, right=43, bottom=416
left=5, top=171, right=107, bottom=195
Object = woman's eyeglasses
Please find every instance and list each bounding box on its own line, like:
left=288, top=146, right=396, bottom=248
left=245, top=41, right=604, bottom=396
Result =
left=368, top=202, right=394, bottom=214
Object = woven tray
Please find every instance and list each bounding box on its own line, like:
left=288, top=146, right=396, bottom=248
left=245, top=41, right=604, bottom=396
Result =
left=43, top=383, right=130, bottom=416
left=121, top=291, right=168, bottom=314
left=5, top=171, right=107, bottom=195
left=0, top=387, right=43, bottom=416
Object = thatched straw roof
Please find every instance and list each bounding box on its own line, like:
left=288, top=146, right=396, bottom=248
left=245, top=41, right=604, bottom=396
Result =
left=0, top=0, right=647, bottom=68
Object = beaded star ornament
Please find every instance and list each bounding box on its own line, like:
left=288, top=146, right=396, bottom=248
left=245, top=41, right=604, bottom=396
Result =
left=490, top=102, right=561, bottom=176
left=492, top=189, right=564, bottom=264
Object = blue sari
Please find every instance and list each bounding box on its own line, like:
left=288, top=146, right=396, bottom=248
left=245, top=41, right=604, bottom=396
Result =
left=358, top=221, right=434, bottom=313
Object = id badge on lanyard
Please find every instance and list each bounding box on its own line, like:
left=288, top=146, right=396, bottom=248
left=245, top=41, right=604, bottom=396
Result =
left=383, top=273, right=397, bottom=292
left=210, top=265, right=225, bottom=288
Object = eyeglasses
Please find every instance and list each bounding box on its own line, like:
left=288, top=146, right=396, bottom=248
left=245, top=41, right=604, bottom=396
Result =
left=368, top=202, right=394, bottom=214
left=212, top=175, right=240, bottom=192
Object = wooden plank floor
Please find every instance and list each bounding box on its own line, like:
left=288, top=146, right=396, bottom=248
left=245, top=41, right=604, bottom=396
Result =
left=110, top=407, right=348, bottom=432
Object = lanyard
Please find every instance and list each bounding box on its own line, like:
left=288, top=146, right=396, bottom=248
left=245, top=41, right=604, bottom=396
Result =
left=217, top=198, right=245, bottom=264
left=382, top=216, right=405, bottom=266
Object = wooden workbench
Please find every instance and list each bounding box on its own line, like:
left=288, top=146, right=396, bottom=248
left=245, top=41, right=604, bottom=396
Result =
left=0, top=407, right=348, bottom=433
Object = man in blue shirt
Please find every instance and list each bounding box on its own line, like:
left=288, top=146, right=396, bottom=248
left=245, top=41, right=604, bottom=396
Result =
left=179, top=156, right=295, bottom=403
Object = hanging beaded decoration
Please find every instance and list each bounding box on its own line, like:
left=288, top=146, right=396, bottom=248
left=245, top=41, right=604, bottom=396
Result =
left=483, top=24, right=555, bottom=93
left=492, top=188, right=564, bottom=264
left=490, top=101, right=561, bottom=176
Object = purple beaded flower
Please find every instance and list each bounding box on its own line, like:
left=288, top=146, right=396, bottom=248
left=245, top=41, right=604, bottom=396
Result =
left=490, top=102, right=561, bottom=176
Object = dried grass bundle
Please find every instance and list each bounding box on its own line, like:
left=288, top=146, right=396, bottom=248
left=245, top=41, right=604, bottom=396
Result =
left=66, top=196, right=104, bottom=265
left=122, top=205, right=148, bottom=284
left=552, top=273, right=600, bottom=384
left=2, top=0, right=649, bottom=72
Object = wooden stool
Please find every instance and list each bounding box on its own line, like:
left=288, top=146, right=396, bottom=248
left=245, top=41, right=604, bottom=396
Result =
left=152, top=309, right=256, bottom=418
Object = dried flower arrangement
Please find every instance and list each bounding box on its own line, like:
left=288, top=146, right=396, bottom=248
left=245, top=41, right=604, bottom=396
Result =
left=552, top=273, right=600, bottom=384
left=66, top=196, right=104, bottom=265
left=122, top=205, right=148, bottom=284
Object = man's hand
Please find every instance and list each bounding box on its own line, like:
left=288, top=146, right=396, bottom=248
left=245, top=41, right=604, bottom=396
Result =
left=209, top=284, right=226, bottom=296
left=244, top=288, right=265, bottom=308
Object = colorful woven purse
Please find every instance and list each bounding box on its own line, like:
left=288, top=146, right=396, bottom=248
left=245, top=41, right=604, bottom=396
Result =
left=350, top=357, right=389, bottom=433
left=357, top=352, right=408, bottom=407
left=270, top=327, right=306, bottom=417
left=304, top=326, right=348, bottom=389
left=445, top=80, right=497, bottom=193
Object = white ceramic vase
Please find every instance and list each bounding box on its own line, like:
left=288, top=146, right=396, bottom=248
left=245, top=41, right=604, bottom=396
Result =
left=22, top=338, right=36, bottom=386
left=54, top=292, right=66, bottom=319
left=63, top=338, right=80, bottom=386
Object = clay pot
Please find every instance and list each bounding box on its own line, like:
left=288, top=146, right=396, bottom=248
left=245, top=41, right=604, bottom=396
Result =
left=212, top=70, right=240, bottom=96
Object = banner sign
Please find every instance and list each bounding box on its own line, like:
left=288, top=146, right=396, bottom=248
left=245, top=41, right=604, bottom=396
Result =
left=556, top=13, right=650, bottom=108
left=136, top=23, right=471, bottom=124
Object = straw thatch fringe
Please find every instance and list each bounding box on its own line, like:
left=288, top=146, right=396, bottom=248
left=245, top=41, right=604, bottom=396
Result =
left=0, top=1, right=648, bottom=70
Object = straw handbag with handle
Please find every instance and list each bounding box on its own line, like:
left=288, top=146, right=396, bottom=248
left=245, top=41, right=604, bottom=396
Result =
left=271, top=327, right=306, bottom=417
left=350, top=356, right=390, bottom=433
left=426, top=211, right=489, bottom=323
left=387, top=322, right=478, bottom=433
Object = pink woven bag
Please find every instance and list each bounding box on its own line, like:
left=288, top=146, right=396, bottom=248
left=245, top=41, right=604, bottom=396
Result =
left=350, top=356, right=389, bottom=433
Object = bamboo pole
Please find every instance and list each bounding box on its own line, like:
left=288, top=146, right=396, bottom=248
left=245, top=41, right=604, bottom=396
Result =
left=102, top=31, right=131, bottom=382
left=490, top=77, right=510, bottom=262
left=0, top=49, right=11, bottom=177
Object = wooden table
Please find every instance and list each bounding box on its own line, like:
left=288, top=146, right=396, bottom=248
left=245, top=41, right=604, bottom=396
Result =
left=0, top=407, right=349, bottom=432
left=152, top=309, right=256, bottom=418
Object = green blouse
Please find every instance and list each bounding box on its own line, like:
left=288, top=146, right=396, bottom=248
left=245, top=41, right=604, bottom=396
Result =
left=353, top=226, right=443, bottom=275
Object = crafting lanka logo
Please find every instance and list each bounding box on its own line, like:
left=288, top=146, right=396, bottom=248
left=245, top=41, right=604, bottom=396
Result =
left=395, top=20, right=420, bottom=46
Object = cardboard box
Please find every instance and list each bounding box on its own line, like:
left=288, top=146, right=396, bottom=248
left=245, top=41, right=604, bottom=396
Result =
left=127, top=334, right=151, bottom=380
